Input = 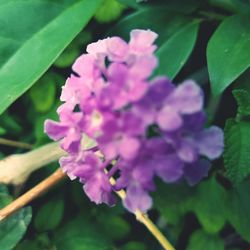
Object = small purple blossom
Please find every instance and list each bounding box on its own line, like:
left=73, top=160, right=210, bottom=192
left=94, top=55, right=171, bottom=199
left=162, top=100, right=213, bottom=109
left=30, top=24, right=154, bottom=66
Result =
left=44, top=29, right=224, bottom=213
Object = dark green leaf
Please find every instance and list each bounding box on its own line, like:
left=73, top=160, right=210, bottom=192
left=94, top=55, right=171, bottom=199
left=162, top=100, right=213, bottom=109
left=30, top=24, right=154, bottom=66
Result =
left=54, top=215, right=112, bottom=250
left=193, top=177, right=227, bottom=233
left=108, top=7, right=190, bottom=46
left=0, top=184, right=12, bottom=209
left=153, top=182, right=196, bottom=225
left=54, top=31, right=92, bottom=68
left=116, top=0, right=142, bottom=9
left=121, top=241, right=147, bottom=250
left=224, top=119, right=250, bottom=183
left=187, top=230, right=224, bottom=250
left=207, top=15, right=250, bottom=95
left=0, top=207, right=32, bottom=250
left=233, top=89, right=250, bottom=117
left=98, top=213, right=130, bottom=240
left=0, top=0, right=102, bottom=115
left=227, top=179, right=250, bottom=242
left=34, top=198, right=64, bottom=232
left=34, top=101, right=59, bottom=145
left=0, top=112, right=22, bottom=134
left=156, top=21, right=199, bottom=79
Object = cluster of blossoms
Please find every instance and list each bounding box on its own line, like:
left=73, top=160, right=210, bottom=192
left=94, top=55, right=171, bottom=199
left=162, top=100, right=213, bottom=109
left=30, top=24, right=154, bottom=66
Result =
left=45, top=29, right=224, bottom=212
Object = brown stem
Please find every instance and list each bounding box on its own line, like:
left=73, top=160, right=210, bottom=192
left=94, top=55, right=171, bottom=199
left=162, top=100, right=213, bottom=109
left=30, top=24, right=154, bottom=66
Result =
left=0, top=138, right=32, bottom=149
left=0, top=168, right=66, bottom=221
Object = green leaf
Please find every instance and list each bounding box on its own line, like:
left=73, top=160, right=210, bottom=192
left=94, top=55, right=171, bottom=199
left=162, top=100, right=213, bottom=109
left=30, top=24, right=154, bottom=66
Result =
left=156, top=21, right=199, bottom=79
left=226, top=179, right=250, bottom=242
left=233, top=89, right=250, bottom=117
left=0, top=0, right=102, bottom=115
left=54, top=215, right=112, bottom=250
left=121, top=241, right=146, bottom=250
left=29, top=73, right=56, bottom=113
left=0, top=112, right=22, bottom=135
left=54, top=31, right=92, bottom=68
left=193, top=177, right=227, bottom=233
left=34, top=101, right=60, bottom=145
left=0, top=127, right=6, bottom=135
left=108, top=7, right=191, bottom=46
left=34, top=198, right=64, bottom=232
left=98, top=213, right=130, bottom=240
left=207, top=15, right=250, bottom=95
left=224, top=119, right=250, bottom=183
left=187, top=230, right=224, bottom=250
left=95, top=0, right=125, bottom=23
left=15, top=233, right=53, bottom=250
left=116, top=0, right=142, bottom=9
left=118, top=0, right=200, bottom=12
left=153, top=182, right=196, bottom=225
left=0, top=207, right=32, bottom=250
left=0, top=185, right=12, bottom=209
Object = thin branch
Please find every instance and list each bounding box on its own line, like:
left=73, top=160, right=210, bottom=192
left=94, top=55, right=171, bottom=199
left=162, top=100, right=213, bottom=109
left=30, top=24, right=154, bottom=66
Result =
left=0, top=168, right=66, bottom=221
left=0, top=138, right=32, bottom=150
left=0, top=139, right=175, bottom=249
left=0, top=168, right=176, bottom=250
left=109, top=176, right=175, bottom=250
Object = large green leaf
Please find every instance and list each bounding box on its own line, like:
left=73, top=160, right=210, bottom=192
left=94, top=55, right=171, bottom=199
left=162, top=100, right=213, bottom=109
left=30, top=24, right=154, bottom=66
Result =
left=0, top=0, right=102, bottom=115
left=155, top=21, right=199, bottom=79
left=207, top=15, right=250, bottom=95
left=0, top=207, right=32, bottom=250
left=226, top=179, right=250, bottom=242
left=224, top=119, right=250, bottom=183
left=193, top=177, right=227, bottom=233
left=187, top=230, right=224, bottom=250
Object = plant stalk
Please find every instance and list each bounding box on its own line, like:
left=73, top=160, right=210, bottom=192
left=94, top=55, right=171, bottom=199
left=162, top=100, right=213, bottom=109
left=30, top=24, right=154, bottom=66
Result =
left=0, top=168, right=66, bottom=221
left=0, top=141, right=175, bottom=250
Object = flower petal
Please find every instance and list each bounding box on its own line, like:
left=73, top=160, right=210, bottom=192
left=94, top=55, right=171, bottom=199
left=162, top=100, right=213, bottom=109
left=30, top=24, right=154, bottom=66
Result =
left=196, top=126, right=224, bottom=160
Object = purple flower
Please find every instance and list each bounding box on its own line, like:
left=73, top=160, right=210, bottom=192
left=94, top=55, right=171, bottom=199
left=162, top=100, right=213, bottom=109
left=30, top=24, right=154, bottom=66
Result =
left=44, top=29, right=224, bottom=213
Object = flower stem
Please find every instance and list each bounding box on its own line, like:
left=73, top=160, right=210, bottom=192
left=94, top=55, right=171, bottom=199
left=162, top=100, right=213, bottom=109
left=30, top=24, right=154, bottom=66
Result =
left=0, top=168, right=66, bottom=221
left=0, top=138, right=32, bottom=149
left=0, top=166, right=175, bottom=250
left=109, top=176, right=175, bottom=250
left=135, top=211, right=175, bottom=250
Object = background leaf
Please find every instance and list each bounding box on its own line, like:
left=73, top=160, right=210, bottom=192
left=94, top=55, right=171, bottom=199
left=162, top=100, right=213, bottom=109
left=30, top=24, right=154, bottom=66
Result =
left=108, top=7, right=191, bottom=45
left=0, top=0, right=102, bottom=115
left=233, top=89, right=250, bottom=117
left=155, top=21, right=199, bottom=79
left=193, top=177, right=227, bottom=233
left=34, top=197, right=64, bottom=232
left=0, top=207, right=32, bottom=250
left=207, top=15, right=250, bottom=95
left=226, top=179, right=250, bottom=242
left=94, top=0, right=125, bottom=23
left=29, top=73, right=56, bottom=113
left=54, top=215, right=112, bottom=250
left=187, top=230, right=224, bottom=250
left=224, top=119, right=250, bottom=184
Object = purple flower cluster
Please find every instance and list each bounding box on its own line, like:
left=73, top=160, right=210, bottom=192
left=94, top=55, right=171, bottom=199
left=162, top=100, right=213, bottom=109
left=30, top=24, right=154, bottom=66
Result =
left=45, top=29, right=224, bottom=212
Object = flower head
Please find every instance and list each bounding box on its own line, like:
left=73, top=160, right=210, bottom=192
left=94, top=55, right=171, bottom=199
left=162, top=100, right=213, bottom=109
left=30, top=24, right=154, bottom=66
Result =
left=45, top=29, right=224, bottom=212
